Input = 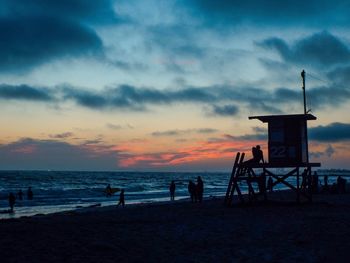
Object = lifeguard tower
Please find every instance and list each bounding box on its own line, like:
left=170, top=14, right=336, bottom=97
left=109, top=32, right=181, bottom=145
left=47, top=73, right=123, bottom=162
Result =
left=225, top=71, right=321, bottom=205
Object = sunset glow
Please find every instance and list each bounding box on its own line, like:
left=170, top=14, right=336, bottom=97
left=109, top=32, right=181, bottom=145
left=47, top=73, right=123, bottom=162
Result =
left=0, top=1, right=349, bottom=171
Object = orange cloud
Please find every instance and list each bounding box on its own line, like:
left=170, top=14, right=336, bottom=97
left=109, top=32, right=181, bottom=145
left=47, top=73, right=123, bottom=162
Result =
left=11, top=145, right=36, bottom=154
left=118, top=137, right=267, bottom=168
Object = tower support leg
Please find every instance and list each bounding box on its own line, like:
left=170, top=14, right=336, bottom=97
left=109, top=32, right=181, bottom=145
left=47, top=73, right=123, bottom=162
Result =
left=296, top=168, right=300, bottom=204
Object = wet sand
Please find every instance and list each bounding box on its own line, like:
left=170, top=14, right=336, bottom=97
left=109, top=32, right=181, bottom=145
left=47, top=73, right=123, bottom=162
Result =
left=1, top=192, right=350, bottom=263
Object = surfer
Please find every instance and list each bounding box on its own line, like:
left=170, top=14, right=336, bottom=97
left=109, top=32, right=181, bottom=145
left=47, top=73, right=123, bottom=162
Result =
left=105, top=184, right=112, bottom=197
left=117, top=189, right=125, bottom=208
left=8, top=192, right=16, bottom=212
left=27, top=187, right=33, bottom=200
left=196, top=176, right=204, bottom=203
left=169, top=180, right=176, bottom=201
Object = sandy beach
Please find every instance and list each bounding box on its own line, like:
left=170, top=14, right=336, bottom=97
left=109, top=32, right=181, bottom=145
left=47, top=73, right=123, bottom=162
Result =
left=0, top=191, right=349, bottom=263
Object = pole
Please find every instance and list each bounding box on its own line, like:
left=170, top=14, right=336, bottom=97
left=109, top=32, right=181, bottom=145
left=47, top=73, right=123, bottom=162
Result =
left=301, top=70, right=306, bottom=115
left=301, top=70, right=309, bottom=164
left=296, top=167, right=300, bottom=203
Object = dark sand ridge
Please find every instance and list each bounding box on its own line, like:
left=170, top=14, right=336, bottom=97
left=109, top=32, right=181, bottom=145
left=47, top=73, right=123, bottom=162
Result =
left=1, top=192, right=350, bottom=263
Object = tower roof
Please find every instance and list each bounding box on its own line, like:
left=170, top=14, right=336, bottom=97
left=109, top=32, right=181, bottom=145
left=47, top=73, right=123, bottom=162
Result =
left=248, top=114, right=316, bottom=123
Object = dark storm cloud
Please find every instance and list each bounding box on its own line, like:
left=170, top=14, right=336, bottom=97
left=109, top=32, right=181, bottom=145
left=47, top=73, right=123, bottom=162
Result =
left=0, top=83, right=215, bottom=110
left=0, top=0, right=117, bottom=72
left=209, top=104, right=239, bottom=117
left=253, top=36, right=350, bottom=109
left=307, top=86, right=350, bottom=108
left=309, top=123, right=350, bottom=142
left=3, top=0, right=117, bottom=23
left=185, top=0, right=350, bottom=27
left=61, top=88, right=112, bottom=109
left=0, top=84, right=53, bottom=101
left=0, top=138, right=119, bottom=170
left=1, top=81, right=349, bottom=114
left=257, top=84, right=350, bottom=111
left=0, top=17, right=102, bottom=71
left=61, top=84, right=214, bottom=110
left=327, top=66, right=350, bottom=85
left=274, top=88, right=301, bottom=102
left=258, top=31, right=350, bottom=68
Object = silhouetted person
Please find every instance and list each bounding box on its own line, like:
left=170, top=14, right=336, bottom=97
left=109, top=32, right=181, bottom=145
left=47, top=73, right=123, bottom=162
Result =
left=196, top=176, right=204, bottom=202
left=267, top=176, right=273, bottom=193
left=337, top=176, right=342, bottom=193
left=245, top=145, right=264, bottom=164
left=188, top=180, right=196, bottom=202
left=330, top=183, right=337, bottom=194
left=307, top=170, right=312, bottom=192
left=254, top=145, right=264, bottom=163
left=27, top=187, right=33, bottom=200
left=244, top=146, right=256, bottom=164
left=337, top=176, right=346, bottom=194
left=117, top=189, right=125, bottom=207
left=323, top=174, right=329, bottom=192
left=17, top=190, right=23, bottom=200
left=342, top=177, right=346, bottom=193
left=169, top=180, right=176, bottom=201
left=105, top=184, right=112, bottom=197
left=8, top=192, right=16, bottom=212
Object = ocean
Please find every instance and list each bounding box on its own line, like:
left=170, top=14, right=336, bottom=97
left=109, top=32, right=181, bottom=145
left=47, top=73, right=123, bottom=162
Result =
left=1, top=169, right=349, bottom=219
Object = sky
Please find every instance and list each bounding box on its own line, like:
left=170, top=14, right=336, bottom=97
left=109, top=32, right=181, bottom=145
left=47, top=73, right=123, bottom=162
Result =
left=0, top=0, right=349, bottom=171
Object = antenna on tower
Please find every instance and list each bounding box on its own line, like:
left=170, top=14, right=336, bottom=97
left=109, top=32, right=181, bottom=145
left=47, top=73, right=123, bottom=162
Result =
left=301, top=70, right=307, bottom=115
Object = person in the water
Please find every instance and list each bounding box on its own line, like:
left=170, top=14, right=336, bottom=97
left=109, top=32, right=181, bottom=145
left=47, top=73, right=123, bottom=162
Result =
left=27, top=187, right=33, bottom=200
left=8, top=192, right=16, bottom=212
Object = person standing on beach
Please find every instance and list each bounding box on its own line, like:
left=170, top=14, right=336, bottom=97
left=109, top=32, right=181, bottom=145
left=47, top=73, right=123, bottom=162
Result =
left=188, top=180, right=196, bottom=202
left=169, top=180, right=176, bottom=201
left=267, top=176, right=273, bottom=193
left=196, top=176, right=204, bottom=202
left=27, top=187, right=33, bottom=200
left=117, top=189, right=125, bottom=208
left=324, top=174, right=329, bottom=192
left=8, top=192, right=16, bottom=212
